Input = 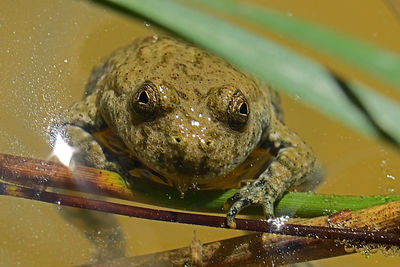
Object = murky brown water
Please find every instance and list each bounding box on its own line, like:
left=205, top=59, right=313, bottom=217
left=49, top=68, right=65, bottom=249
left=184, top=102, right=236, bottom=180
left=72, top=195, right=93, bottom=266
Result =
left=0, top=0, right=399, bottom=266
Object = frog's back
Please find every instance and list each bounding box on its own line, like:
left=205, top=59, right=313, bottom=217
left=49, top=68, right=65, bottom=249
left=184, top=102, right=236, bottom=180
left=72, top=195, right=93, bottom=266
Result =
left=84, top=36, right=272, bottom=101
left=83, top=41, right=141, bottom=98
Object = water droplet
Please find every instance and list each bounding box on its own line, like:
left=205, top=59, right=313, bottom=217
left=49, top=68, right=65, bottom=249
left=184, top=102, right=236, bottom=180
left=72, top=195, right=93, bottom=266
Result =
left=386, top=174, right=396, bottom=180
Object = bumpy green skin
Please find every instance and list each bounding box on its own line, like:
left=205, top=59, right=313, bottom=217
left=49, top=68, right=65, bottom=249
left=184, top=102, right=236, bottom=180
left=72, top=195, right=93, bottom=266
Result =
left=61, top=36, right=315, bottom=227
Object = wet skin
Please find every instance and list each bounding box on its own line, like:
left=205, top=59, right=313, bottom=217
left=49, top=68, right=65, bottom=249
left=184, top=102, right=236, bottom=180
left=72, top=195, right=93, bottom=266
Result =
left=61, top=36, right=315, bottom=227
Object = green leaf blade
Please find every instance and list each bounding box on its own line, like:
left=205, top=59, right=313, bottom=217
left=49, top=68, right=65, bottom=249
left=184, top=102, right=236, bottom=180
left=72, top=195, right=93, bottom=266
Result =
left=192, top=0, right=400, bottom=91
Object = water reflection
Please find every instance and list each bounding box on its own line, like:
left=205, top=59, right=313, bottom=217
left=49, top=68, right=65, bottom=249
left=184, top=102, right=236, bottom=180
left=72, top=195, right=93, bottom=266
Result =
left=49, top=132, right=75, bottom=167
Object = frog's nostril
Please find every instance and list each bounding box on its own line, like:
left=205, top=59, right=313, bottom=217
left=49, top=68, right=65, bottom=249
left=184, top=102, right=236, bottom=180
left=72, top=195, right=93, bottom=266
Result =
left=171, top=136, right=183, bottom=144
left=200, top=139, right=215, bottom=151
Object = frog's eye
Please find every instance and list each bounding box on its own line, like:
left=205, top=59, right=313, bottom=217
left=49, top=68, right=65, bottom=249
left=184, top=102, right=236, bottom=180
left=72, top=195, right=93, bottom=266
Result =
left=228, top=90, right=249, bottom=130
left=130, top=81, right=160, bottom=119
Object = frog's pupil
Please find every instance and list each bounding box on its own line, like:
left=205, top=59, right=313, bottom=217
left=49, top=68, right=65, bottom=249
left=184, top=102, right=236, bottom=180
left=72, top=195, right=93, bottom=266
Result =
left=239, top=102, right=248, bottom=115
left=138, top=91, right=149, bottom=104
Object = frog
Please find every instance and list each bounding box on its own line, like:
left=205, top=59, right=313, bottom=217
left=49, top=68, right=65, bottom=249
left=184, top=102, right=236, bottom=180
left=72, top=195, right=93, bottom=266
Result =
left=60, top=36, right=315, bottom=228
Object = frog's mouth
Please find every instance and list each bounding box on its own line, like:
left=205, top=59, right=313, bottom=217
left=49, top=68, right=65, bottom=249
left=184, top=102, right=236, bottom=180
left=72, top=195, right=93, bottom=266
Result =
left=152, top=155, right=220, bottom=189
left=126, top=155, right=213, bottom=193
left=129, top=147, right=272, bottom=192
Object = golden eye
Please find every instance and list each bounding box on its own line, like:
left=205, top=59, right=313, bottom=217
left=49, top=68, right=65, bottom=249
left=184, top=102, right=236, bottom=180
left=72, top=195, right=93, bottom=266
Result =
left=228, top=90, right=249, bottom=130
left=130, top=81, right=160, bottom=120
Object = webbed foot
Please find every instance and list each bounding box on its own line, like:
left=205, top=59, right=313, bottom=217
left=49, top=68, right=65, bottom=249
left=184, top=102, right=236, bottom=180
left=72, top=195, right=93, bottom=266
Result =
left=225, top=179, right=276, bottom=228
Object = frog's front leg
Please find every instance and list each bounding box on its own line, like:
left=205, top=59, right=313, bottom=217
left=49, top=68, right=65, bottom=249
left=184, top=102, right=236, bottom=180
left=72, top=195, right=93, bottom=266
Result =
left=225, top=118, right=315, bottom=228
left=58, top=93, right=117, bottom=172
left=56, top=94, right=126, bottom=260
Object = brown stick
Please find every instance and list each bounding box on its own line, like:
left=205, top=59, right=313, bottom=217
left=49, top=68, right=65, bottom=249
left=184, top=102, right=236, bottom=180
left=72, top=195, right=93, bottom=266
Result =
left=0, top=153, right=135, bottom=200
left=2, top=153, right=400, bottom=244
left=2, top=181, right=400, bottom=247
left=84, top=202, right=400, bottom=266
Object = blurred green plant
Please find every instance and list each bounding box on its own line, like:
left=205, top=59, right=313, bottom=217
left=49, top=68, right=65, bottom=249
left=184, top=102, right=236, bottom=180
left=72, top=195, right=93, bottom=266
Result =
left=98, top=0, right=400, bottom=145
left=192, top=0, right=400, bottom=90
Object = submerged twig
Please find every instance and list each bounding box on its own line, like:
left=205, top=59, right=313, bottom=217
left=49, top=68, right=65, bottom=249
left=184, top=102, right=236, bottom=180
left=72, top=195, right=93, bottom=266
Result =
left=83, top=233, right=345, bottom=267
left=86, top=200, right=400, bottom=266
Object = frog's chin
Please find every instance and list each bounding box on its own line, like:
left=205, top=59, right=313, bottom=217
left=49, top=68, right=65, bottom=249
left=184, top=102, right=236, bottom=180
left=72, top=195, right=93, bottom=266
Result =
left=161, top=171, right=208, bottom=193
left=159, top=167, right=239, bottom=193
left=137, top=154, right=241, bottom=192
left=147, top=165, right=219, bottom=192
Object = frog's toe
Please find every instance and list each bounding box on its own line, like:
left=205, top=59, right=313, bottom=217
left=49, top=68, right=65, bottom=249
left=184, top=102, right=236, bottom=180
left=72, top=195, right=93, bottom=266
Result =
left=226, top=196, right=254, bottom=228
left=262, top=196, right=275, bottom=218
left=225, top=184, right=277, bottom=228
left=224, top=189, right=248, bottom=209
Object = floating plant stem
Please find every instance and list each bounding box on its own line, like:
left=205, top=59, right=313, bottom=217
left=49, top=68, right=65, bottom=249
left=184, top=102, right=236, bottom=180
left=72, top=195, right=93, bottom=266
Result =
left=1, top=153, right=400, bottom=217
left=2, top=181, right=400, bottom=247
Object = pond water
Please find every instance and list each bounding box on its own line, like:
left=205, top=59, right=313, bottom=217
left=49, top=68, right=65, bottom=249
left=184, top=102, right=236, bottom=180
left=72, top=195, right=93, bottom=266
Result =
left=0, top=0, right=400, bottom=266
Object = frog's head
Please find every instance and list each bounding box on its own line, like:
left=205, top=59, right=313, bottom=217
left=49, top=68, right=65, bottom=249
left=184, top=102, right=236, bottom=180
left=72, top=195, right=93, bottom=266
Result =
left=97, top=37, right=271, bottom=190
